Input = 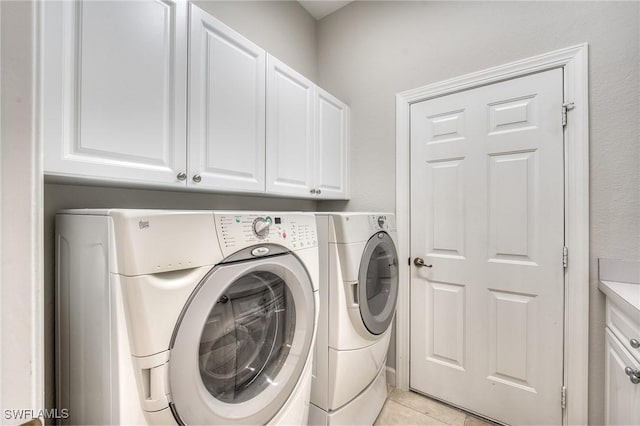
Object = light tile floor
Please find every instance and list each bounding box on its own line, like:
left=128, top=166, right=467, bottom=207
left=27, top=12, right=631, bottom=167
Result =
left=375, top=388, right=497, bottom=426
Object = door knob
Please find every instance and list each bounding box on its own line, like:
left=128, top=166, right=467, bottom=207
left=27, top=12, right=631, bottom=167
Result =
left=631, top=338, right=640, bottom=349
left=192, top=174, right=202, bottom=183
left=176, top=172, right=187, bottom=181
left=414, top=257, right=432, bottom=268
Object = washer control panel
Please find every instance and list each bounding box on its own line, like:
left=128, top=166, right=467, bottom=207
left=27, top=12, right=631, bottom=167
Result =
left=215, top=212, right=317, bottom=256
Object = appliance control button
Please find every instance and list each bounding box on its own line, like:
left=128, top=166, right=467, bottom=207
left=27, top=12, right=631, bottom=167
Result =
left=251, top=246, right=270, bottom=257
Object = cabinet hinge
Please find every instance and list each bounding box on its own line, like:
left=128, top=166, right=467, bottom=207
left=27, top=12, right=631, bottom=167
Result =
left=561, top=386, right=567, bottom=409
left=562, top=102, right=575, bottom=127
left=563, top=246, right=568, bottom=269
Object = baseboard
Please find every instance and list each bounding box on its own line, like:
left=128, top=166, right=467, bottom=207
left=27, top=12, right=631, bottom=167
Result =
left=385, top=366, right=396, bottom=388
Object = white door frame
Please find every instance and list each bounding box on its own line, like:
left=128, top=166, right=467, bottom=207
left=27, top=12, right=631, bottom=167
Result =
left=395, top=44, right=589, bottom=425
left=1, top=0, right=44, bottom=421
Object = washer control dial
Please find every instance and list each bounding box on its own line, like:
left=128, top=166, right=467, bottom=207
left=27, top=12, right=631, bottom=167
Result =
left=378, top=215, right=386, bottom=228
left=252, top=216, right=272, bottom=239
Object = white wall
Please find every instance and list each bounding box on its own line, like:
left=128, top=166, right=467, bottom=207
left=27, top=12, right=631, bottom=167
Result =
left=42, top=0, right=318, bottom=411
left=316, top=2, right=640, bottom=423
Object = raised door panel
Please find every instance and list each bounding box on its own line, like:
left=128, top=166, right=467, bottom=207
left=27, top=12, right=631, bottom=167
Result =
left=188, top=5, right=266, bottom=193
left=315, top=89, right=349, bottom=200
left=42, top=0, right=188, bottom=187
left=266, top=55, right=315, bottom=198
left=605, top=329, right=640, bottom=426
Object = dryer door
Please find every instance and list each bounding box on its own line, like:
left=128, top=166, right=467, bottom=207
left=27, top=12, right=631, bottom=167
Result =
left=168, top=253, right=315, bottom=425
left=358, top=232, right=399, bottom=335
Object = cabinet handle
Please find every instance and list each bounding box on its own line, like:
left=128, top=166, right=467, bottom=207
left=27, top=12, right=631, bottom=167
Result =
left=316, top=188, right=322, bottom=195
left=192, top=174, right=202, bottom=183
left=631, top=338, right=640, bottom=349
left=176, top=172, right=187, bottom=181
left=310, top=189, right=316, bottom=194
left=624, top=366, right=640, bottom=384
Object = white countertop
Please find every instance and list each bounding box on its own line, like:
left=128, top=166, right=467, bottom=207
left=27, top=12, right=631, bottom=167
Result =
left=599, top=280, right=640, bottom=320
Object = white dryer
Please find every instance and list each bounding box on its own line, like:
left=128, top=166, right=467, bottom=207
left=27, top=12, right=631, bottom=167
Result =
left=310, top=213, right=398, bottom=425
left=56, top=209, right=319, bottom=425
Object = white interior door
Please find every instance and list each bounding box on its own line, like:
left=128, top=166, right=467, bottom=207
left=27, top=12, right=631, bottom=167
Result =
left=409, top=69, right=565, bottom=425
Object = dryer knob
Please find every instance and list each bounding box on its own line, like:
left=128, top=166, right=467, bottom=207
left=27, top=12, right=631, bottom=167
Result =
left=252, top=217, right=271, bottom=238
left=378, top=216, right=386, bottom=228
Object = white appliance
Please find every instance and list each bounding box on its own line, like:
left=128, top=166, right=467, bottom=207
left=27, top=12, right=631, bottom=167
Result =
left=310, top=213, right=399, bottom=425
left=56, top=209, right=319, bottom=425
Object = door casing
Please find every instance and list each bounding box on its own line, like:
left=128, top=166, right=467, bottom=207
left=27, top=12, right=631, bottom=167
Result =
left=1, top=1, right=45, bottom=421
left=394, top=44, right=589, bottom=425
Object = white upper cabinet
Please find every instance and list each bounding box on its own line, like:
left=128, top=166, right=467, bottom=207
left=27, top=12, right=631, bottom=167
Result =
left=266, top=55, right=316, bottom=197
left=41, top=3, right=349, bottom=199
left=266, top=55, right=350, bottom=199
left=315, top=89, right=350, bottom=199
left=42, top=0, right=188, bottom=188
left=188, top=5, right=266, bottom=193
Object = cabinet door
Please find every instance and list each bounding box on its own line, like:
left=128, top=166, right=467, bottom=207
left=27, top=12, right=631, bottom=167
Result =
left=266, top=55, right=315, bottom=198
left=315, top=89, right=349, bottom=199
left=42, top=0, right=188, bottom=188
left=188, top=5, right=266, bottom=193
left=605, top=329, right=640, bottom=425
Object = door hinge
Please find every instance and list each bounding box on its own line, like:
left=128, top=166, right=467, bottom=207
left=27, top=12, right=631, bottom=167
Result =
left=561, top=386, right=567, bottom=409
left=563, top=246, right=568, bottom=269
left=562, top=102, right=575, bottom=127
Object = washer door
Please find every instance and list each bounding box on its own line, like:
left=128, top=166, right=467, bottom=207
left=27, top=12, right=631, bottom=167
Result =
left=358, top=232, right=399, bottom=335
left=169, top=253, right=315, bottom=425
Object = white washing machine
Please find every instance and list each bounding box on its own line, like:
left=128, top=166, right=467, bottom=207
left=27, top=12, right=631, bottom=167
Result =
left=310, top=213, right=398, bottom=425
left=56, top=209, right=319, bottom=425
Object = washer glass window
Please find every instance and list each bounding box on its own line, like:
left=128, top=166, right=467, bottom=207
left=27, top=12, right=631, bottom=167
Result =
left=358, top=232, right=398, bottom=335
left=169, top=254, right=315, bottom=426
left=199, top=271, right=296, bottom=403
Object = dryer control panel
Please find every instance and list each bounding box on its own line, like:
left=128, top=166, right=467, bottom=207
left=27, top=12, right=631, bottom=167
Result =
left=214, top=212, right=318, bottom=257
left=368, top=214, right=396, bottom=232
